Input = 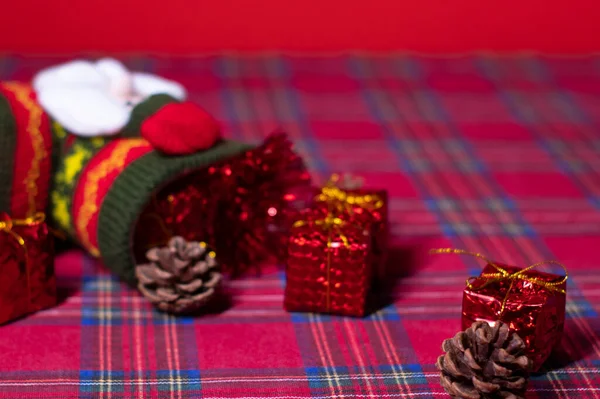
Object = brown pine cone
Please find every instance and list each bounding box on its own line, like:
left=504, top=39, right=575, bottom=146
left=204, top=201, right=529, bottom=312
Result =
left=135, top=236, right=222, bottom=314
left=437, top=321, right=531, bottom=399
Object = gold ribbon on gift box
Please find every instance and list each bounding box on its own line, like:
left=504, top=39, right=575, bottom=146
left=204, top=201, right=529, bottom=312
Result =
left=430, top=248, right=568, bottom=316
left=293, top=172, right=383, bottom=248
left=316, top=173, right=384, bottom=214
left=293, top=214, right=350, bottom=247
left=0, top=212, right=46, bottom=307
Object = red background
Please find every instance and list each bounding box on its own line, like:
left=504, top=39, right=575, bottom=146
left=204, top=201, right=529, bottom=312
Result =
left=1, top=0, right=600, bottom=54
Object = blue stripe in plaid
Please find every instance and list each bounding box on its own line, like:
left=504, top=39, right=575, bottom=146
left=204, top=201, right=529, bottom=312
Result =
left=305, top=366, right=352, bottom=388
left=79, top=370, right=126, bottom=393
left=156, top=370, right=201, bottom=391
left=379, top=364, right=428, bottom=385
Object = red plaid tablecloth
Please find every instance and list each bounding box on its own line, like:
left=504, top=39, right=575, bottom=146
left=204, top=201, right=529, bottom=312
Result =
left=0, top=55, right=599, bottom=398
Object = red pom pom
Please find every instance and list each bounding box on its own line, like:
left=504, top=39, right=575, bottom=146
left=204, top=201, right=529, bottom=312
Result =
left=141, top=102, right=221, bottom=155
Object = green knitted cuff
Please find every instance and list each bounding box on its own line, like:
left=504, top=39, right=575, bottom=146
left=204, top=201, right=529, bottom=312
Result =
left=120, top=94, right=179, bottom=138
left=97, top=139, right=253, bottom=285
left=0, top=93, right=16, bottom=213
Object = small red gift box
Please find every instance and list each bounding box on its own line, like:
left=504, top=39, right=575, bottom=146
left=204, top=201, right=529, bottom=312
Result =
left=284, top=206, right=373, bottom=317
left=0, top=213, right=56, bottom=325
left=460, top=258, right=567, bottom=371
left=315, top=174, right=388, bottom=284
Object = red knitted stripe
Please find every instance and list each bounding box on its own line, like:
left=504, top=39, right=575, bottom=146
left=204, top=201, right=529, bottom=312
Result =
left=72, top=138, right=153, bottom=256
left=0, top=83, right=52, bottom=217
left=65, top=134, right=77, bottom=148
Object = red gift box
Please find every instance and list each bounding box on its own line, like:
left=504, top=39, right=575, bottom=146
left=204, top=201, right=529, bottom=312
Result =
left=284, top=206, right=373, bottom=317
left=0, top=213, right=56, bottom=325
left=315, top=174, right=388, bottom=284
left=459, top=257, right=567, bottom=371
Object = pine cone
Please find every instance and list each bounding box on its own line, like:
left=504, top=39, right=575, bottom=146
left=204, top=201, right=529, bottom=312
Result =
left=437, top=321, right=531, bottom=399
left=135, top=236, right=222, bottom=314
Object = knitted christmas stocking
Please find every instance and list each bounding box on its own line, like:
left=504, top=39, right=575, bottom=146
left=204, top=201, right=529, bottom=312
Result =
left=0, top=59, right=311, bottom=313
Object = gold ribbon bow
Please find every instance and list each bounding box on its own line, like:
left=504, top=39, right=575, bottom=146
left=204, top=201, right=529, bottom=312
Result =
left=0, top=212, right=46, bottom=307
left=316, top=173, right=384, bottom=214
left=430, top=248, right=568, bottom=316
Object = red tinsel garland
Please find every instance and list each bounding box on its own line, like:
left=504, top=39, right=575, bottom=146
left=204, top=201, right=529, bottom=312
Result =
left=134, top=132, right=313, bottom=275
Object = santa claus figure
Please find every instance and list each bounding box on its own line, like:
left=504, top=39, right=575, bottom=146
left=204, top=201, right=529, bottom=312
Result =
left=0, top=58, right=310, bottom=314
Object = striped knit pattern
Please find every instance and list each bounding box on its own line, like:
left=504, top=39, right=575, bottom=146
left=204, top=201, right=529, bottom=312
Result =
left=50, top=135, right=108, bottom=234
left=96, top=139, right=251, bottom=284
left=71, top=138, right=153, bottom=257
left=48, top=94, right=181, bottom=244
left=1, top=55, right=599, bottom=399
left=0, top=82, right=53, bottom=217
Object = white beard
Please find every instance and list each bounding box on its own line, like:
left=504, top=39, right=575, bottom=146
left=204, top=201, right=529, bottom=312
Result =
left=32, top=58, right=187, bottom=137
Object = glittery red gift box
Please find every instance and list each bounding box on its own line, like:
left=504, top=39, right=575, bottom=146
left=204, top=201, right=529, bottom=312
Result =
left=330, top=187, right=388, bottom=284
left=0, top=213, right=56, bottom=325
left=283, top=207, right=373, bottom=317
left=462, top=263, right=567, bottom=371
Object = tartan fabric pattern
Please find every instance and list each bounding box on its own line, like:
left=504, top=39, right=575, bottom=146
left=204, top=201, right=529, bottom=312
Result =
left=0, top=55, right=599, bottom=398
